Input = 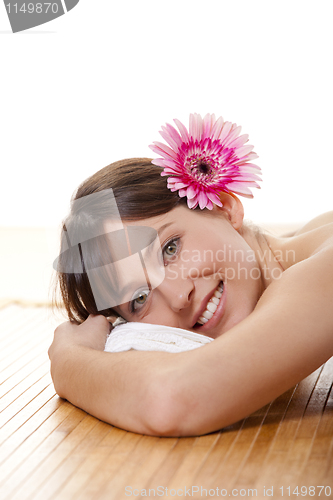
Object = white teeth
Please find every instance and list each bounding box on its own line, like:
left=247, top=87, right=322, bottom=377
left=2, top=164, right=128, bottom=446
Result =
left=207, top=302, right=217, bottom=313
left=196, top=281, right=224, bottom=326
left=202, top=310, right=213, bottom=320
left=198, top=316, right=208, bottom=324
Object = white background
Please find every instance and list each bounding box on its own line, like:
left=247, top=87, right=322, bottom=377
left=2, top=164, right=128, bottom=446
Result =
left=1, top=0, right=333, bottom=229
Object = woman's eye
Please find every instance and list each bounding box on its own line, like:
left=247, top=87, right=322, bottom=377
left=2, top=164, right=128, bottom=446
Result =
left=130, top=289, right=150, bottom=312
left=163, top=239, right=179, bottom=261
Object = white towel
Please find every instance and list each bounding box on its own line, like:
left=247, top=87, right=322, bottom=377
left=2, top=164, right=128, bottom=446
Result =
left=104, top=322, right=214, bottom=353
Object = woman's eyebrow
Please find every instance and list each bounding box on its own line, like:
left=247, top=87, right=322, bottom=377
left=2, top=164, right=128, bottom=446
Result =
left=157, top=222, right=174, bottom=238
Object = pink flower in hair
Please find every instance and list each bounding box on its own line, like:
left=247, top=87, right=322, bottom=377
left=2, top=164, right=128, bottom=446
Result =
left=149, top=113, right=262, bottom=210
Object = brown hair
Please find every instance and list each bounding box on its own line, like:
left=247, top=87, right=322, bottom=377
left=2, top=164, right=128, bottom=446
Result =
left=54, top=158, right=188, bottom=323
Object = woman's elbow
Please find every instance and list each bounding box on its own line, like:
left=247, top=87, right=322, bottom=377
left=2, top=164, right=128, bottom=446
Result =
left=140, top=374, right=185, bottom=437
left=143, top=374, right=236, bottom=437
left=145, top=405, right=182, bottom=437
left=143, top=376, right=206, bottom=437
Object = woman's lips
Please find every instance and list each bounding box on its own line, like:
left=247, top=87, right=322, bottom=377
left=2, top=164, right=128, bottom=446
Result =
left=193, top=281, right=227, bottom=333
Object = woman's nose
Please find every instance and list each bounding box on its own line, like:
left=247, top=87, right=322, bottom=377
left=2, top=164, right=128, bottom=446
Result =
left=159, top=277, right=195, bottom=312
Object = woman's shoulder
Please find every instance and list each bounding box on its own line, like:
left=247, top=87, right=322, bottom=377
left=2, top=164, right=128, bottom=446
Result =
left=291, top=210, right=333, bottom=260
left=270, top=211, right=333, bottom=269
left=293, top=210, right=333, bottom=236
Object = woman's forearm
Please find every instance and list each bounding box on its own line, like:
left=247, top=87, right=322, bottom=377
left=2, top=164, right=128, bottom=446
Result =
left=51, top=344, right=116, bottom=420
left=49, top=325, right=179, bottom=435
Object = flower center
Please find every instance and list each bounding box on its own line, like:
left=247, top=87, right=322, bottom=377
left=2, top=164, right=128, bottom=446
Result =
left=187, top=156, right=216, bottom=183
left=196, top=160, right=211, bottom=174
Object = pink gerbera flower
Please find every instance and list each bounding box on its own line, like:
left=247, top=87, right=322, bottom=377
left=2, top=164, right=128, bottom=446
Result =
left=149, top=113, right=262, bottom=210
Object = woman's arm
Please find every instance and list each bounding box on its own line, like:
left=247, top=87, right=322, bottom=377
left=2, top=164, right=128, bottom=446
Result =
left=48, top=315, right=177, bottom=435
left=49, top=245, right=333, bottom=437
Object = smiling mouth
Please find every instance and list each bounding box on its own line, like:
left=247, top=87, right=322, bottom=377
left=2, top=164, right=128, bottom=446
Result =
left=195, top=281, right=224, bottom=326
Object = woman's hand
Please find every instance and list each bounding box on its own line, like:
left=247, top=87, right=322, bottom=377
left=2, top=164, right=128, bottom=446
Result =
left=49, top=314, right=111, bottom=358
left=48, top=315, right=111, bottom=399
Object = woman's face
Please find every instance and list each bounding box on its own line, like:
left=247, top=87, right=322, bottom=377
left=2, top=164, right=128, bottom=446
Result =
left=106, top=205, right=263, bottom=339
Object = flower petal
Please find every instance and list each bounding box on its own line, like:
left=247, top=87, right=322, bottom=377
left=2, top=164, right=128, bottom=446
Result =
left=206, top=191, right=223, bottom=207
left=226, top=182, right=255, bottom=196
left=236, top=145, right=254, bottom=159
left=189, top=113, right=203, bottom=140
left=202, top=113, right=214, bottom=139
left=149, top=141, right=178, bottom=160
left=234, top=173, right=262, bottom=182
left=186, top=185, right=197, bottom=199
left=164, top=123, right=184, bottom=149
left=187, top=196, right=198, bottom=209
left=159, top=127, right=181, bottom=152
left=151, top=159, right=168, bottom=168
left=174, top=118, right=190, bottom=143
left=228, top=133, right=249, bottom=150
left=223, top=125, right=242, bottom=147
left=174, top=181, right=189, bottom=189
left=160, top=167, right=182, bottom=175
left=198, top=190, right=209, bottom=209
left=211, top=116, right=224, bottom=140
left=247, top=152, right=259, bottom=161
left=242, top=162, right=261, bottom=171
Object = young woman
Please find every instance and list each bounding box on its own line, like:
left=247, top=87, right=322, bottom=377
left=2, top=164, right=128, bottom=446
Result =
left=49, top=115, right=333, bottom=437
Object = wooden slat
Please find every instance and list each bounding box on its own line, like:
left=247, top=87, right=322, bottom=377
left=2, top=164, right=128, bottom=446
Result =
left=139, top=437, right=195, bottom=492
left=192, top=420, right=244, bottom=485
left=74, top=430, right=143, bottom=500
left=51, top=424, right=123, bottom=500
left=8, top=412, right=98, bottom=500
left=0, top=395, right=65, bottom=465
left=0, top=401, right=73, bottom=495
left=252, top=367, right=324, bottom=490
left=99, top=436, right=177, bottom=500
left=278, top=362, right=333, bottom=487
left=0, top=372, right=52, bottom=425
left=74, top=433, right=161, bottom=500
left=231, top=387, right=296, bottom=490
left=0, top=360, right=50, bottom=411
left=0, top=384, right=57, bottom=445
left=0, top=303, right=332, bottom=500
left=156, top=433, right=221, bottom=496
left=0, top=352, right=50, bottom=400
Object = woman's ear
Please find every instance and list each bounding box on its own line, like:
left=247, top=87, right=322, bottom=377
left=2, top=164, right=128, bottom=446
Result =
left=212, top=192, right=244, bottom=230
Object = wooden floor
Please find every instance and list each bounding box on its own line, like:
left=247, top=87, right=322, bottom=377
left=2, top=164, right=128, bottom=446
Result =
left=0, top=303, right=332, bottom=500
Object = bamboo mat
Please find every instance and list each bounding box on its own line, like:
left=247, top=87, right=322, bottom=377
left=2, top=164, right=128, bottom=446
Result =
left=0, top=303, right=332, bottom=500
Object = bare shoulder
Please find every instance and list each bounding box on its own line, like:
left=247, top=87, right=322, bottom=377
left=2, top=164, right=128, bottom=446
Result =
left=277, top=212, right=333, bottom=267
left=293, top=211, right=333, bottom=259
left=294, top=210, right=333, bottom=235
